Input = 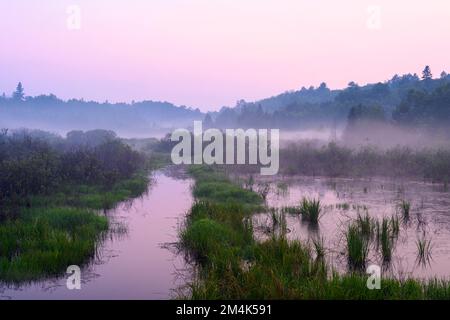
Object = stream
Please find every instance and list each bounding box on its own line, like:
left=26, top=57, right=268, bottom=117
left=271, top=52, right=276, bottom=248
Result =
left=0, top=170, right=193, bottom=300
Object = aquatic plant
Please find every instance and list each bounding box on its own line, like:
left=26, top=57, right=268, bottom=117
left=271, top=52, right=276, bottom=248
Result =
left=345, top=224, right=369, bottom=271
left=400, top=200, right=411, bottom=221
left=299, top=198, right=322, bottom=224
left=380, top=218, right=394, bottom=263
left=355, top=212, right=374, bottom=239
left=390, top=215, right=400, bottom=237
left=0, top=207, right=108, bottom=283
left=257, top=182, right=271, bottom=201
left=281, top=205, right=301, bottom=215
left=184, top=165, right=450, bottom=300
left=312, top=236, right=326, bottom=261
left=416, top=237, right=433, bottom=267
left=276, top=181, right=289, bottom=196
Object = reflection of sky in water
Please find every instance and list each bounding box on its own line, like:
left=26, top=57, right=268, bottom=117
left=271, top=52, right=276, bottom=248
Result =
left=253, top=176, right=450, bottom=280
left=0, top=171, right=193, bottom=300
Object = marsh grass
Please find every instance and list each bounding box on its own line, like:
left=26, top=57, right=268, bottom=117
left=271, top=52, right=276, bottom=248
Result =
left=400, top=200, right=411, bottom=221
left=416, top=237, right=433, bottom=267
left=311, top=236, right=326, bottom=261
left=183, top=165, right=450, bottom=299
left=280, top=205, right=301, bottom=215
left=257, top=183, right=271, bottom=201
left=380, top=218, right=393, bottom=263
left=390, top=215, right=400, bottom=237
left=299, top=198, right=322, bottom=224
left=337, top=203, right=350, bottom=210
left=275, top=181, right=289, bottom=196
left=270, top=211, right=287, bottom=235
left=355, top=212, right=374, bottom=239
left=0, top=173, right=149, bottom=283
left=345, top=224, right=369, bottom=271
left=0, top=207, right=108, bottom=283
left=29, top=174, right=149, bottom=210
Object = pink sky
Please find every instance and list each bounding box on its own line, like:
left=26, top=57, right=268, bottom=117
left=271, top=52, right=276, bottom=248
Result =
left=1, top=0, right=449, bottom=111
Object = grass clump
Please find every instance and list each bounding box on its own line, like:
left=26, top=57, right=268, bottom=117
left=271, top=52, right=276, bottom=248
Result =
left=189, top=166, right=261, bottom=208
left=0, top=174, right=149, bottom=283
left=355, top=212, right=374, bottom=239
left=416, top=237, right=433, bottom=266
left=400, top=200, right=411, bottom=221
left=0, top=207, right=107, bottom=283
left=311, top=236, right=326, bottom=261
left=345, top=224, right=369, bottom=271
left=380, top=218, right=393, bottom=262
left=299, top=198, right=322, bottom=224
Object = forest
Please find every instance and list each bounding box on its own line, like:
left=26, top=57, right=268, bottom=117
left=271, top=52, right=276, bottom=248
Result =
left=211, top=66, right=450, bottom=131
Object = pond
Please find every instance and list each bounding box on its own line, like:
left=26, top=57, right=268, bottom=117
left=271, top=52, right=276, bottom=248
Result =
left=251, top=175, right=450, bottom=280
left=0, top=170, right=193, bottom=300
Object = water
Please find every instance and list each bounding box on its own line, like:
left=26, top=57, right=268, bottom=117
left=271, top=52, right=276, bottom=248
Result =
left=0, top=170, right=193, bottom=300
left=252, top=175, right=450, bottom=280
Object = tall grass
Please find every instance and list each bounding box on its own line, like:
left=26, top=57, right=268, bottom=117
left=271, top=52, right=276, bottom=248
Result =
left=0, top=207, right=108, bottom=283
left=311, top=236, right=326, bottom=261
left=400, top=200, right=411, bottom=221
left=416, top=237, right=433, bottom=266
left=355, top=212, right=374, bottom=239
left=299, top=198, right=322, bottom=224
left=345, top=224, right=369, bottom=271
left=183, top=165, right=450, bottom=299
left=0, top=173, right=149, bottom=283
left=380, top=218, right=393, bottom=263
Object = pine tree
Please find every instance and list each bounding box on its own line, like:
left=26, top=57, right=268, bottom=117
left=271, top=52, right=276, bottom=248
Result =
left=12, top=82, right=25, bottom=101
left=422, top=66, right=432, bottom=80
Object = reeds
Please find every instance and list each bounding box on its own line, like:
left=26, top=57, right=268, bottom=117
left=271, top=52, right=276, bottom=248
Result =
left=380, top=218, right=393, bottom=262
left=299, top=198, right=322, bottom=224
left=400, top=200, right=411, bottom=221
left=355, top=212, right=374, bottom=239
left=312, top=236, right=326, bottom=260
left=416, top=237, right=433, bottom=266
left=345, top=224, right=369, bottom=271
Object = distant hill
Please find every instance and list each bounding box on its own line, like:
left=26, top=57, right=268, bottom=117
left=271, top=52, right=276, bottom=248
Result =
left=212, top=68, right=450, bottom=130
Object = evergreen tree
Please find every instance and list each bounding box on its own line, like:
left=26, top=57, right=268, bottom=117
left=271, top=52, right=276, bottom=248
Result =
left=12, top=82, right=25, bottom=101
left=422, top=66, right=432, bottom=80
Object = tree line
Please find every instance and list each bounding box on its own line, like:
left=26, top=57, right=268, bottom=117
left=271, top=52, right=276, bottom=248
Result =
left=0, top=129, right=145, bottom=214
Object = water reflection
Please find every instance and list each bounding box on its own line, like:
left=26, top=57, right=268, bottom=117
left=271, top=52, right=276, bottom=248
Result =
left=251, top=175, right=450, bottom=279
left=0, top=170, right=193, bottom=300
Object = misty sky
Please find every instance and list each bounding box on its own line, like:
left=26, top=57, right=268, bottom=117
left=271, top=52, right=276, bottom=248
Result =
left=1, top=0, right=449, bottom=111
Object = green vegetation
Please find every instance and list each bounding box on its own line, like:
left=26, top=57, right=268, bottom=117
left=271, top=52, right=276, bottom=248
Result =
left=345, top=224, right=369, bottom=271
left=189, top=166, right=261, bottom=208
left=299, top=198, right=322, bottom=224
left=28, top=174, right=149, bottom=210
left=380, top=218, right=394, bottom=263
left=0, top=208, right=107, bottom=283
left=0, top=130, right=150, bottom=283
left=355, top=212, right=374, bottom=239
left=182, top=166, right=450, bottom=299
left=400, top=200, right=411, bottom=221
left=416, top=237, right=433, bottom=266
left=281, top=142, right=450, bottom=182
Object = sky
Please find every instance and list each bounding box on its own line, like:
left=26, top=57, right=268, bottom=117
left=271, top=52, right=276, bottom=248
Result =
left=1, top=0, right=449, bottom=111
